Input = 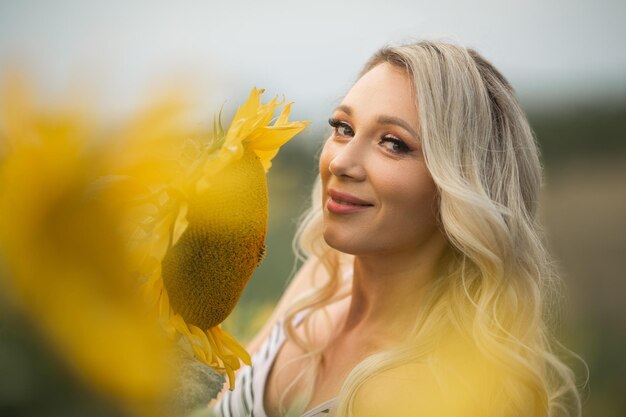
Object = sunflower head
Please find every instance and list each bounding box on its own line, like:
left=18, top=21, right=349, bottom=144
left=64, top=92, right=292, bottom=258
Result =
left=128, top=88, right=309, bottom=388
left=162, top=145, right=268, bottom=329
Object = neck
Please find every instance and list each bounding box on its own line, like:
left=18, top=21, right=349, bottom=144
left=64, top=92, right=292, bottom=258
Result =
left=340, top=232, right=449, bottom=343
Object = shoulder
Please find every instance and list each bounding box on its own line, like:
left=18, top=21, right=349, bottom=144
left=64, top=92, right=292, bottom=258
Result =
left=246, top=257, right=330, bottom=354
left=353, top=362, right=455, bottom=417
left=353, top=346, right=501, bottom=417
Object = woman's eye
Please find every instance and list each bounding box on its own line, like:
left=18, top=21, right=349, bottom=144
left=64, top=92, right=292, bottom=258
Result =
left=328, top=118, right=354, bottom=137
left=380, top=137, right=411, bottom=154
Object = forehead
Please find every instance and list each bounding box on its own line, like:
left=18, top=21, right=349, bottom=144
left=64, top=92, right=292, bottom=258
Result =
left=340, top=63, right=419, bottom=126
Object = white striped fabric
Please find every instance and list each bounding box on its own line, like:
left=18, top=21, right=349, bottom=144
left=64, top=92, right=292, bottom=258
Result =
left=214, top=314, right=336, bottom=417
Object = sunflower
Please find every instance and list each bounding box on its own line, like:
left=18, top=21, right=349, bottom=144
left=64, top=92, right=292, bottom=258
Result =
left=119, top=88, right=309, bottom=389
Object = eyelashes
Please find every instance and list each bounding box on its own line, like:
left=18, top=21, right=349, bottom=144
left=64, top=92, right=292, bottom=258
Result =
left=328, top=117, right=353, bottom=136
left=328, top=117, right=341, bottom=128
left=327, top=117, right=412, bottom=155
left=380, top=137, right=411, bottom=154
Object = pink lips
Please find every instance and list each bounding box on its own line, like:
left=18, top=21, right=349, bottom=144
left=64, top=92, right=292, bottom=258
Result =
left=326, top=188, right=374, bottom=214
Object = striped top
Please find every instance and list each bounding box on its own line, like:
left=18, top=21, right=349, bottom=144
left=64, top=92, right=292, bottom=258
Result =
left=214, top=313, right=336, bottom=417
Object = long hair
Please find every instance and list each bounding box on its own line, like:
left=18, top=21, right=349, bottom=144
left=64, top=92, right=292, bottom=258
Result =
left=279, top=41, right=583, bottom=417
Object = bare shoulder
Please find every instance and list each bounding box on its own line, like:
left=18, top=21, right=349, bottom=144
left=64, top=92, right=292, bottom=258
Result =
left=353, top=362, right=453, bottom=417
left=353, top=348, right=499, bottom=417
left=246, top=257, right=328, bottom=354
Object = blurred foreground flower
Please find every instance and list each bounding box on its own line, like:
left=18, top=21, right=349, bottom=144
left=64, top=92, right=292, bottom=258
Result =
left=0, top=74, right=309, bottom=415
left=0, top=77, right=175, bottom=416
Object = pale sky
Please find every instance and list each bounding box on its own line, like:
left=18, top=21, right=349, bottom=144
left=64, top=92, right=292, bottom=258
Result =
left=1, top=0, right=625, bottom=126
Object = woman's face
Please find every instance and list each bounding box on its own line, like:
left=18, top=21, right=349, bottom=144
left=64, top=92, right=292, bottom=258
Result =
left=320, top=63, right=441, bottom=257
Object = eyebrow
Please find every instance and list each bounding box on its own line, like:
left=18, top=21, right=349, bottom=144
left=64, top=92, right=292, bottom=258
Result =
left=335, top=104, right=420, bottom=140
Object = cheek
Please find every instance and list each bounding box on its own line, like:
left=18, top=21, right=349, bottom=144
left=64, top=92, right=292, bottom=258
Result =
left=380, top=169, right=439, bottom=225
left=318, top=139, right=335, bottom=183
left=319, top=141, right=330, bottom=175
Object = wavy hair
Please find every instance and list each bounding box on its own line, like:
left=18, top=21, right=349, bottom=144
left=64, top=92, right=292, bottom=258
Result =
left=279, top=41, right=584, bottom=417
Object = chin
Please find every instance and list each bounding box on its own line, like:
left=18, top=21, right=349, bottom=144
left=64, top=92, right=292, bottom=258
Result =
left=323, top=229, right=349, bottom=253
left=322, top=229, right=366, bottom=255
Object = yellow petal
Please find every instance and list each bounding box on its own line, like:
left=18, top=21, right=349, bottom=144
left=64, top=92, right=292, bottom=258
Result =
left=214, top=326, right=252, bottom=366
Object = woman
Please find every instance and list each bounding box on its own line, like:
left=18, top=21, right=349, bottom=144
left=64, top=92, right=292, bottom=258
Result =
left=215, top=41, right=583, bottom=417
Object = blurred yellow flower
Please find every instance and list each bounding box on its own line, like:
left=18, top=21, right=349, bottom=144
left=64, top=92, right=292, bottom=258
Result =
left=0, top=76, right=175, bottom=416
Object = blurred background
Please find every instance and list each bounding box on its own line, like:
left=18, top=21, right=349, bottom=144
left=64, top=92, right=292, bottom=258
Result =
left=1, top=0, right=624, bottom=416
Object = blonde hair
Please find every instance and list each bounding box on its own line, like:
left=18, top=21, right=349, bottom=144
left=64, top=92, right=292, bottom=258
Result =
left=280, top=41, right=584, bottom=417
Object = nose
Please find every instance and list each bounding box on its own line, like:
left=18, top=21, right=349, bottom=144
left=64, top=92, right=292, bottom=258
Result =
left=328, top=138, right=367, bottom=181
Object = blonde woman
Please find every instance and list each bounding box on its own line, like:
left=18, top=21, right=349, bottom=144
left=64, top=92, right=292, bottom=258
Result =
left=214, top=41, right=583, bottom=417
